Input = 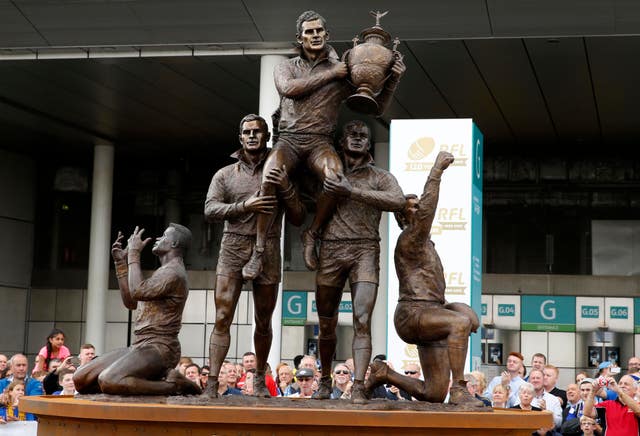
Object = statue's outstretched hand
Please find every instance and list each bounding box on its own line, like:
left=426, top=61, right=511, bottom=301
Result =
left=127, top=226, right=152, bottom=252
left=111, top=231, right=128, bottom=262
left=434, top=151, right=454, bottom=171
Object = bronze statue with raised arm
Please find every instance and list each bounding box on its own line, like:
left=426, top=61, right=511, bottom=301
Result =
left=203, top=114, right=305, bottom=398
left=241, top=10, right=405, bottom=281
left=74, top=224, right=200, bottom=396
left=364, top=151, right=483, bottom=406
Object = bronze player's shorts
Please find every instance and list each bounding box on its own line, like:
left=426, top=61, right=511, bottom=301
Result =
left=316, top=240, right=379, bottom=288
left=216, top=233, right=281, bottom=285
left=132, top=337, right=181, bottom=370
left=275, top=134, right=342, bottom=177
left=394, top=300, right=454, bottom=345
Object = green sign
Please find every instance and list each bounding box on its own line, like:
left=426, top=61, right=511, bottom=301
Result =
left=521, top=296, right=576, bottom=332
left=497, top=304, right=515, bottom=317
left=610, top=306, right=629, bottom=319
left=481, top=303, right=488, bottom=316
left=282, top=291, right=307, bottom=326
left=311, top=300, right=352, bottom=313
left=581, top=306, right=600, bottom=319
left=635, top=299, right=640, bottom=333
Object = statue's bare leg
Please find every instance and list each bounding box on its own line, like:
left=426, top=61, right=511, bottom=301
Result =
left=98, top=345, right=200, bottom=396
left=74, top=348, right=128, bottom=394
left=312, top=284, right=343, bottom=399
left=204, top=274, right=243, bottom=397
left=350, top=281, right=377, bottom=403
left=252, top=283, right=278, bottom=397
left=243, top=148, right=296, bottom=280
left=303, top=151, right=344, bottom=270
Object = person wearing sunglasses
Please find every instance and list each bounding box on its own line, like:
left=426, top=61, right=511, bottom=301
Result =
left=331, top=364, right=352, bottom=399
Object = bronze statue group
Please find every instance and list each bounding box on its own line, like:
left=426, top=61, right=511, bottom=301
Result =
left=73, top=10, right=481, bottom=407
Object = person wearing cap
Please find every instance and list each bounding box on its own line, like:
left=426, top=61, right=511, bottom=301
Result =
left=289, top=368, right=316, bottom=398
left=483, top=351, right=526, bottom=407
left=584, top=374, right=640, bottom=435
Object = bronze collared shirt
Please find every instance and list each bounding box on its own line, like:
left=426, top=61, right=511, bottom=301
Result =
left=395, top=168, right=446, bottom=303
left=132, top=257, right=188, bottom=346
left=322, top=155, right=404, bottom=241
left=275, top=45, right=351, bottom=137
left=205, top=149, right=294, bottom=238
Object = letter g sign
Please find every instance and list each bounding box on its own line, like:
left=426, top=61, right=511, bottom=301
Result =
left=287, top=295, right=303, bottom=315
left=540, top=300, right=556, bottom=320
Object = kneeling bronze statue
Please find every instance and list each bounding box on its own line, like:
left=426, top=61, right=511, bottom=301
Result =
left=365, top=152, right=483, bottom=406
left=74, top=224, right=200, bottom=396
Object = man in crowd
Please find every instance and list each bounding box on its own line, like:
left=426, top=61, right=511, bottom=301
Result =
left=290, top=368, right=316, bottom=398
left=584, top=374, right=640, bottom=434
left=528, top=368, right=563, bottom=429
left=0, top=354, right=7, bottom=375
left=312, top=120, right=404, bottom=402
left=525, top=353, right=546, bottom=381
left=0, top=354, right=43, bottom=401
left=73, top=224, right=199, bottom=395
left=78, top=344, right=96, bottom=366
left=484, top=351, right=526, bottom=407
left=245, top=9, right=405, bottom=280
left=627, top=356, right=640, bottom=381
left=544, top=364, right=567, bottom=406
left=235, top=351, right=277, bottom=396
left=204, top=114, right=304, bottom=398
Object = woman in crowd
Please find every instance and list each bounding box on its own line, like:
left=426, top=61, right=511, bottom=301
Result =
left=491, top=384, right=509, bottom=408
left=510, top=383, right=541, bottom=411
left=331, top=363, right=352, bottom=399
left=33, top=328, right=70, bottom=373
left=0, top=381, right=36, bottom=422
left=275, top=363, right=298, bottom=397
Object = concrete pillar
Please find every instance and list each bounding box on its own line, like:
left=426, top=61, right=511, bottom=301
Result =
left=259, top=54, right=287, bottom=370
left=85, top=144, right=114, bottom=355
left=373, top=142, right=390, bottom=357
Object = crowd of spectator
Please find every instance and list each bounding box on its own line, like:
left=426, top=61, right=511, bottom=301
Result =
left=4, top=327, right=640, bottom=435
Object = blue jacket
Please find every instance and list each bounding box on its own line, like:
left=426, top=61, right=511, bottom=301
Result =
left=0, top=376, right=44, bottom=396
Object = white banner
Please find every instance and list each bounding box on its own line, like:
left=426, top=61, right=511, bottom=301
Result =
left=386, top=119, right=483, bottom=373
left=605, top=297, right=633, bottom=333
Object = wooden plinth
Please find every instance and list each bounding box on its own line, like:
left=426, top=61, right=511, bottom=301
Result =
left=22, top=395, right=553, bottom=436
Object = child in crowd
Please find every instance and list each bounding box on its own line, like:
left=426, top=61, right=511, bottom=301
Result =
left=53, top=369, right=76, bottom=396
left=0, top=381, right=36, bottom=422
left=33, top=328, right=70, bottom=373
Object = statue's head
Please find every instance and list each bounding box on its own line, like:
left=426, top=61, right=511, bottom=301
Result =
left=296, top=10, right=329, bottom=53
left=238, top=114, right=270, bottom=154
left=394, top=194, right=418, bottom=229
left=152, top=223, right=191, bottom=256
left=340, top=120, right=371, bottom=155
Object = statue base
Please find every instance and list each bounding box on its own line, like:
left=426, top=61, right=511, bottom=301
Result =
left=22, top=395, right=552, bottom=435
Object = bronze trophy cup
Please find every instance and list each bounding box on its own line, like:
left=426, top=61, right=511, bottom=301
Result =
left=344, top=11, right=401, bottom=114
